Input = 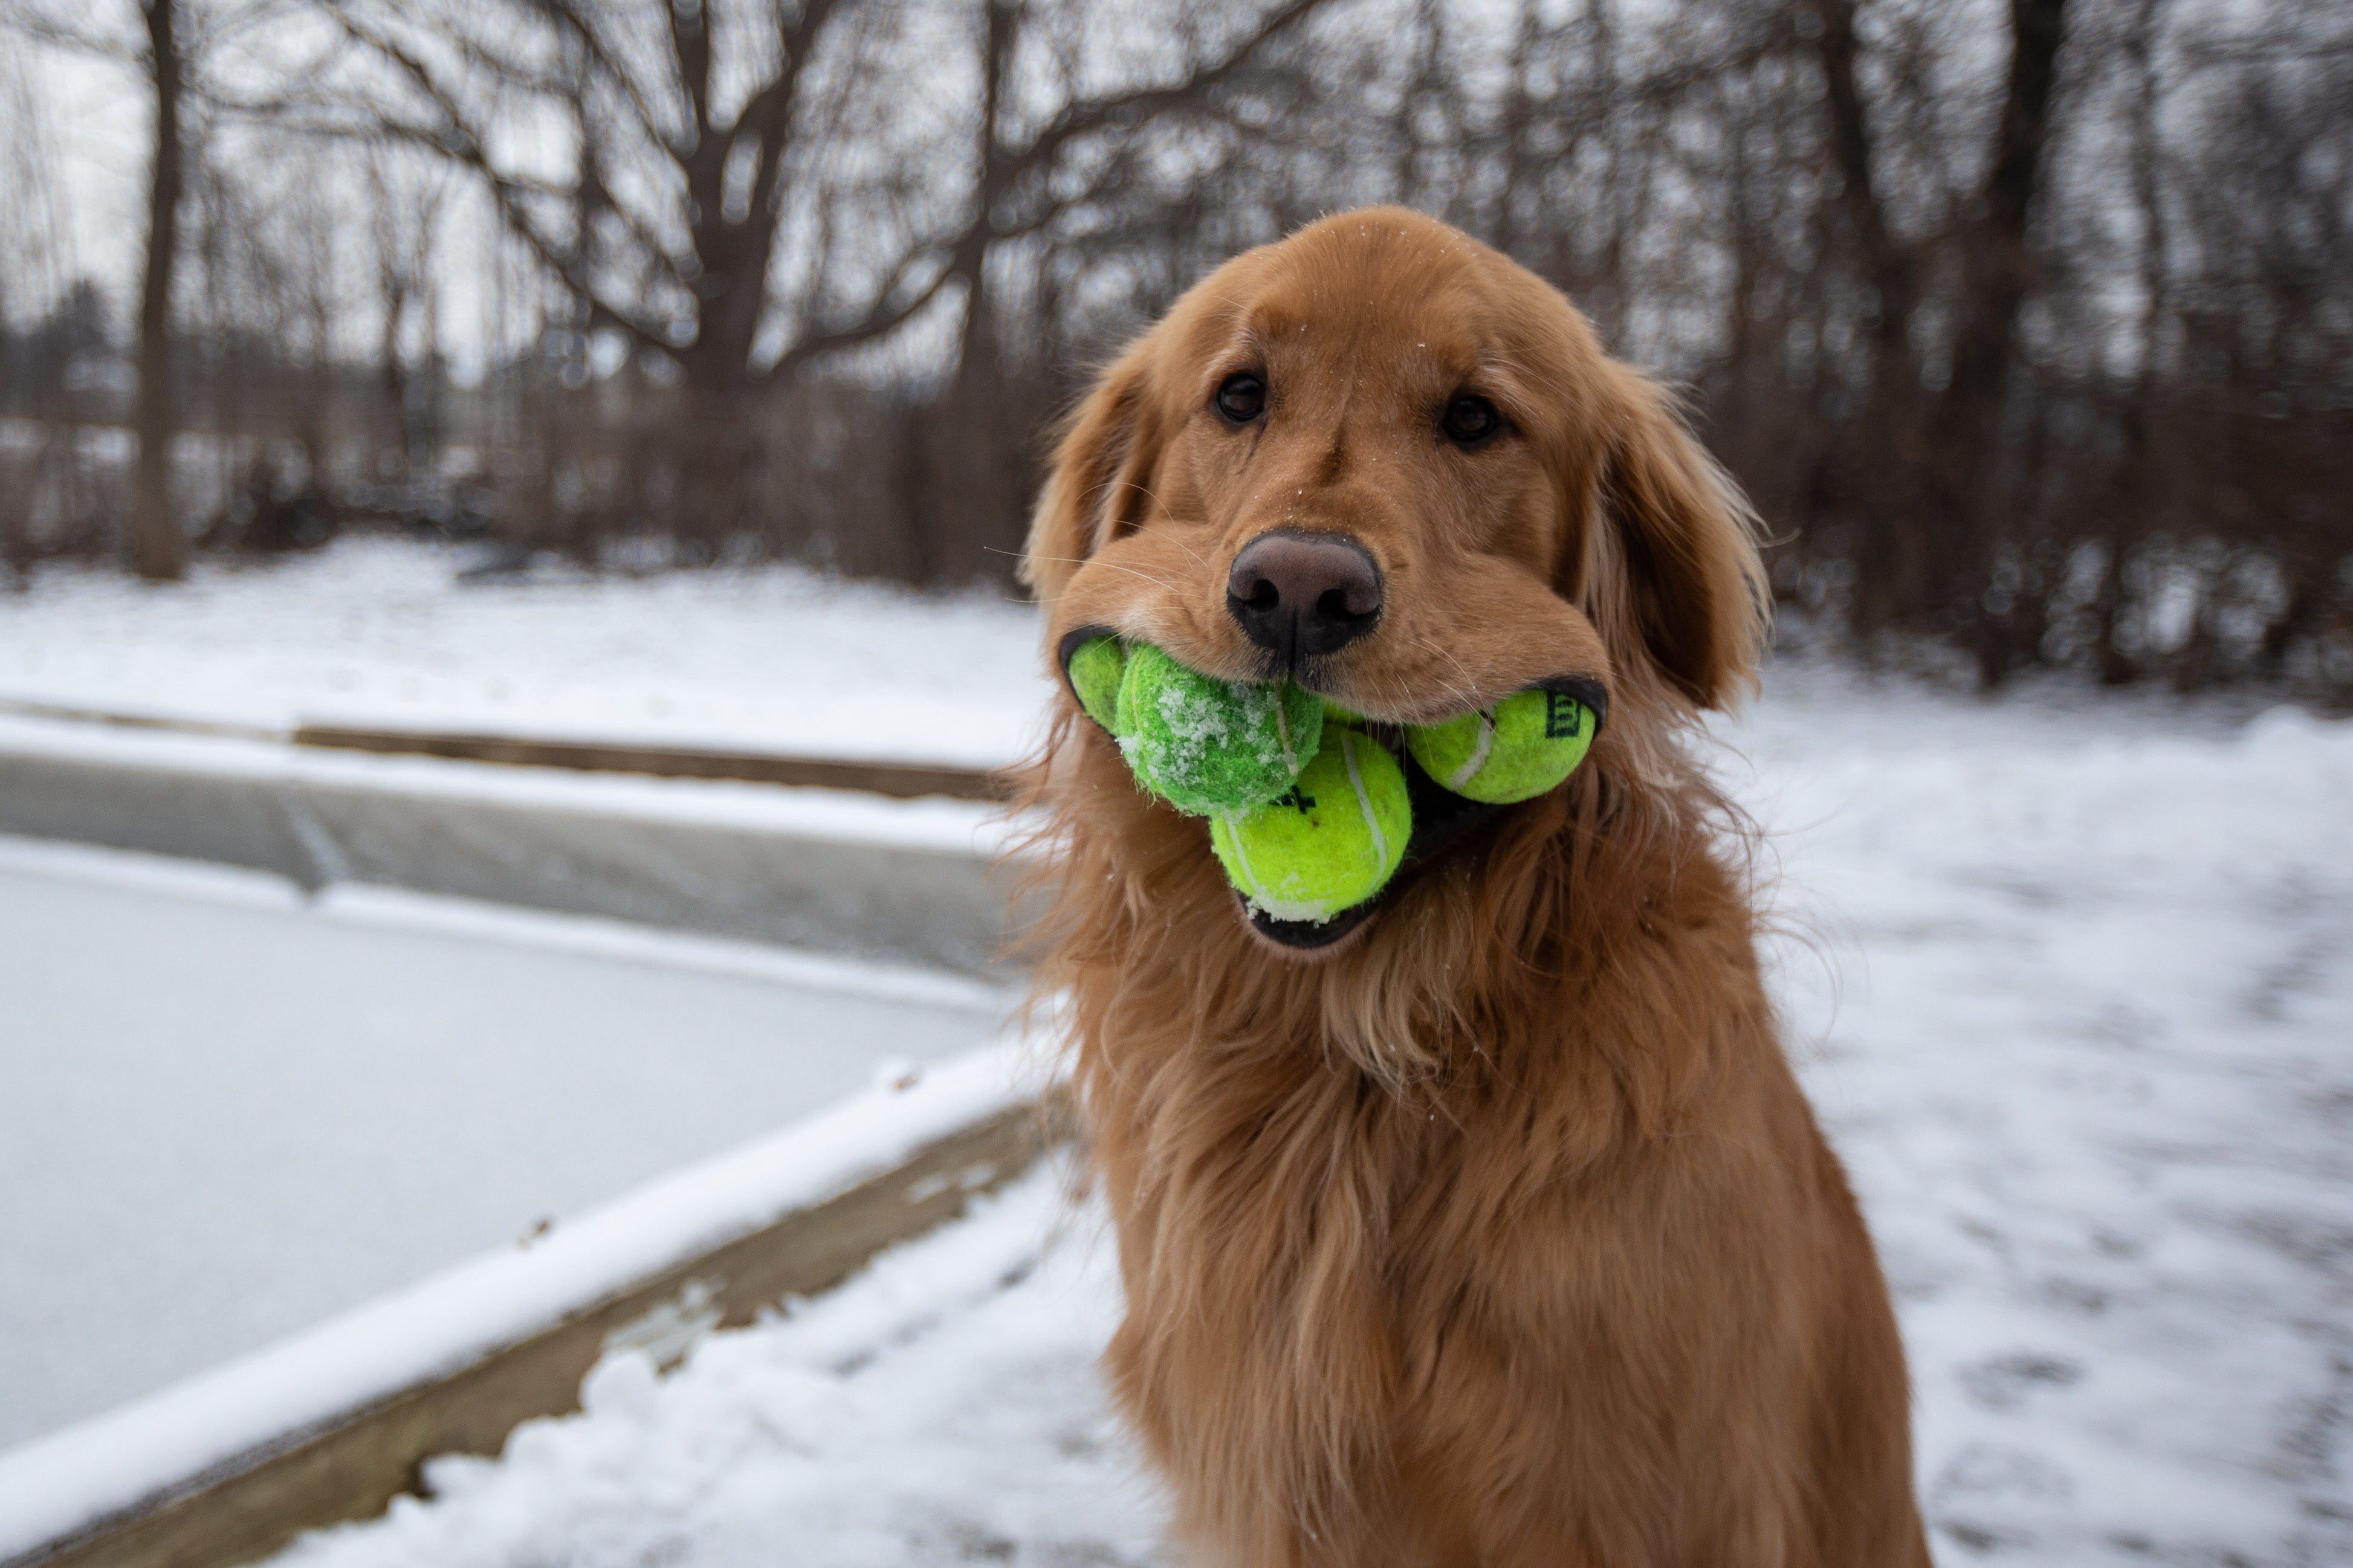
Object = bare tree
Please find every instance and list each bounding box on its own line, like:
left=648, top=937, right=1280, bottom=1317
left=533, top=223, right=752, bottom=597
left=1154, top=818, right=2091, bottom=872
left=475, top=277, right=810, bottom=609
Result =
left=4, top=0, right=2340, bottom=691
left=1943, top=0, right=2075, bottom=679
left=283, top=0, right=1332, bottom=390
left=4, top=0, right=300, bottom=577
left=3, top=0, right=189, bottom=576
left=131, top=0, right=189, bottom=578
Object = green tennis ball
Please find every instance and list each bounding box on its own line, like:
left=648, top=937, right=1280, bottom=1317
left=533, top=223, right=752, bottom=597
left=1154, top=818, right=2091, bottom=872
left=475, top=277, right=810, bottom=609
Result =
left=1405, top=687, right=1596, bottom=804
left=1065, top=634, right=1127, bottom=731
left=1116, top=644, right=1322, bottom=816
left=1210, top=724, right=1410, bottom=923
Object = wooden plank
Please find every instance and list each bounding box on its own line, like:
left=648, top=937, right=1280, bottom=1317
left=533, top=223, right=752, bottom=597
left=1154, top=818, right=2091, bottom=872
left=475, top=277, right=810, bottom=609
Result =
left=0, top=699, right=1006, bottom=802
left=16, top=1104, right=1060, bottom=1568
left=0, top=697, right=283, bottom=746
left=288, top=726, right=1009, bottom=802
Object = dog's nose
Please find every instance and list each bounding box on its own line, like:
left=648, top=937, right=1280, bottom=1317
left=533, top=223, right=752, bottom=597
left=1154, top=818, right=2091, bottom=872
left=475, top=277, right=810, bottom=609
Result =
left=1225, top=532, right=1383, bottom=660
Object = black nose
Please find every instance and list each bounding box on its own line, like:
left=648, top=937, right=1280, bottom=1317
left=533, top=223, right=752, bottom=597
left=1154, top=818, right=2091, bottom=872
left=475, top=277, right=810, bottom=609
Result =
left=1225, top=531, right=1383, bottom=661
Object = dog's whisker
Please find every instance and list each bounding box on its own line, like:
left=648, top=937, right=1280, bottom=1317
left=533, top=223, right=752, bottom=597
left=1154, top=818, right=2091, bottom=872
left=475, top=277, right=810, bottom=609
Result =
left=1020, top=552, right=1185, bottom=595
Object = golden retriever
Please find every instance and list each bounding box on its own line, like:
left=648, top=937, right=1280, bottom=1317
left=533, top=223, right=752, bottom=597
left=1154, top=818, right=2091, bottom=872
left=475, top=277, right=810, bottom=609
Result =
left=1014, top=207, right=1929, bottom=1567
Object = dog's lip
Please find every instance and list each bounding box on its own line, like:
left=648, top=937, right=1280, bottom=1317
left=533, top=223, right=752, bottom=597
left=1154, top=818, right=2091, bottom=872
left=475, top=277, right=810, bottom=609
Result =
left=1241, top=894, right=1381, bottom=951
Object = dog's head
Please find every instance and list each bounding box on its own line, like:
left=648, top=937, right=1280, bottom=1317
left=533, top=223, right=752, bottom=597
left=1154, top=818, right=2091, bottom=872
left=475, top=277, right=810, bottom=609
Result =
left=1024, top=207, right=1763, bottom=970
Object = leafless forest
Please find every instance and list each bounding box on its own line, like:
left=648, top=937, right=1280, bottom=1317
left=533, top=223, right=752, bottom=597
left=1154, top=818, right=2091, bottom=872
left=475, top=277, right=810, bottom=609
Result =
left=1, top=0, right=2346, bottom=692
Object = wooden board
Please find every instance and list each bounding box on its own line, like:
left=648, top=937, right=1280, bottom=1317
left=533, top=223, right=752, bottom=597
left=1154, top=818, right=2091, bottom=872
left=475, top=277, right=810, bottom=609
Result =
left=0, top=697, right=281, bottom=745
left=13, top=1103, right=1060, bottom=1568
left=0, top=699, right=1006, bottom=803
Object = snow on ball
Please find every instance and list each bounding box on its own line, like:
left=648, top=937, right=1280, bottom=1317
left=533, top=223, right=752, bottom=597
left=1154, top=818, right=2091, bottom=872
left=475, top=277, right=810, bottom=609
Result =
left=1114, top=642, right=1322, bottom=816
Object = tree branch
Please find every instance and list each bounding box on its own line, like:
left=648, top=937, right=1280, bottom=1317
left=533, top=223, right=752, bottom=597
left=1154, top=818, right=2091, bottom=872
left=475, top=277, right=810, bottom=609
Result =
left=308, top=2, right=690, bottom=354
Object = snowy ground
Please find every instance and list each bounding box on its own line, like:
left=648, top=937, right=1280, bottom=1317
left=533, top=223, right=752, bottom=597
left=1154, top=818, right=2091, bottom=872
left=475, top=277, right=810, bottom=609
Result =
left=0, top=541, right=1054, bottom=766
left=270, top=1164, right=1163, bottom=1568
left=0, top=839, right=1010, bottom=1449
left=4, top=543, right=2348, bottom=1564
left=1740, top=701, right=2352, bottom=1565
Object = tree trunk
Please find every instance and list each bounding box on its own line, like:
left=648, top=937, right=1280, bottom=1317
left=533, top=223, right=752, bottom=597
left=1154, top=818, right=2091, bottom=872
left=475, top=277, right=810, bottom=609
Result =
left=132, top=0, right=185, bottom=581
left=1810, top=0, right=1928, bottom=639
left=381, top=279, right=412, bottom=483
left=1941, top=0, right=2073, bottom=682
left=2096, top=0, right=2167, bottom=686
left=946, top=0, right=1012, bottom=391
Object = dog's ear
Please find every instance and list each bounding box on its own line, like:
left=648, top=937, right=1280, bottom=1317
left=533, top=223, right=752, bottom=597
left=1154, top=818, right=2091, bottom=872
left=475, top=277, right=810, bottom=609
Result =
left=1567, top=364, right=1768, bottom=711
left=1020, top=341, right=1163, bottom=605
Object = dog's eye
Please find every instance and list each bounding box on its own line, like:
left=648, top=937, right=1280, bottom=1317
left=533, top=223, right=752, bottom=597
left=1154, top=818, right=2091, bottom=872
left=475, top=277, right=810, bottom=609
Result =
left=1442, top=395, right=1503, bottom=446
left=1214, top=373, right=1267, bottom=425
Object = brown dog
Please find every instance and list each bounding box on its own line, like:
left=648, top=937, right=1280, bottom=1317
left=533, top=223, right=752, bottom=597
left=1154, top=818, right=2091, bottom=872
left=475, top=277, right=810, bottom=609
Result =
left=1016, top=208, right=1929, bottom=1567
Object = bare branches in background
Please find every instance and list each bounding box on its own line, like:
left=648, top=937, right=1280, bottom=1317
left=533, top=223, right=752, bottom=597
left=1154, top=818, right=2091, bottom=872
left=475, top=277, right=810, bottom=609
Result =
left=0, top=0, right=2346, bottom=694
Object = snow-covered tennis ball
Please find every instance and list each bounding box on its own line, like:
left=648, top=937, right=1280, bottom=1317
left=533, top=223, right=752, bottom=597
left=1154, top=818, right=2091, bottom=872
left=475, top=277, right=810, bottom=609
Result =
left=1115, top=643, right=1322, bottom=816
left=1406, top=686, right=1596, bottom=804
left=1210, top=724, right=1410, bottom=923
left=1064, top=634, right=1127, bottom=732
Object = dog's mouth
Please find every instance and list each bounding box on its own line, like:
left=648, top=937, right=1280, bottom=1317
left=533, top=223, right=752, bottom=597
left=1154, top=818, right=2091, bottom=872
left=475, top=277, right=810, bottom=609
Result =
left=1236, top=739, right=1509, bottom=955
left=1242, top=896, right=1380, bottom=951
left=1052, top=629, right=1605, bottom=957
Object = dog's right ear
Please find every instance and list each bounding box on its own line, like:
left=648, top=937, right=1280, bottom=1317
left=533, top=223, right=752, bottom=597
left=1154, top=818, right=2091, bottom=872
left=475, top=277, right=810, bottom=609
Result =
left=1020, top=341, right=1162, bottom=605
left=1564, top=362, right=1768, bottom=713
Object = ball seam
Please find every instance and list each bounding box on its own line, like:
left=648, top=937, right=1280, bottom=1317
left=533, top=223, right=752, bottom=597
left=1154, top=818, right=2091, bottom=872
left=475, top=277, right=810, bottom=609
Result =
left=1342, top=731, right=1388, bottom=872
left=1215, top=812, right=1274, bottom=912
left=1446, top=708, right=1497, bottom=795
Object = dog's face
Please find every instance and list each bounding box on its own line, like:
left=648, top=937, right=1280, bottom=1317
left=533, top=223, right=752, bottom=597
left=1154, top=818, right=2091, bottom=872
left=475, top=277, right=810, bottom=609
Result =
left=1026, top=207, right=1762, bottom=955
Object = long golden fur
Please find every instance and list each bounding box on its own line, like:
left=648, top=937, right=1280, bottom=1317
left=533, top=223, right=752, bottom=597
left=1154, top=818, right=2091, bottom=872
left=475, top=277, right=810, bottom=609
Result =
left=1013, top=208, right=1930, bottom=1567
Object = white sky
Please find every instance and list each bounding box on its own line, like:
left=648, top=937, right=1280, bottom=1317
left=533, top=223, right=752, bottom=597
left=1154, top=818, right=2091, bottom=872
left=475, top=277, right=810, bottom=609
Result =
left=13, top=41, right=152, bottom=327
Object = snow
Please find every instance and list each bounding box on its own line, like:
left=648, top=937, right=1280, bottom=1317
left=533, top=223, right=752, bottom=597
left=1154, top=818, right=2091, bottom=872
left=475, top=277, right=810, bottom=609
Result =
left=0, top=837, right=1018, bottom=1458
left=1736, top=700, right=2353, bottom=1563
left=257, top=680, right=2350, bottom=1568
left=0, top=541, right=1056, bottom=767
left=270, top=1166, right=1165, bottom=1568
left=1, top=543, right=2345, bottom=1563
left=0, top=1034, right=1046, bottom=1561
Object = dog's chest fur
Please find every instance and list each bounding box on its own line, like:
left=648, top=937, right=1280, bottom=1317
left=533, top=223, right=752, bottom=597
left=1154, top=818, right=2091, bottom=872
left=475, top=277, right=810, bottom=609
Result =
left=1076, top=992, right=1732, bottom=1564
left=1036, top=755, right=1922, bottom=1566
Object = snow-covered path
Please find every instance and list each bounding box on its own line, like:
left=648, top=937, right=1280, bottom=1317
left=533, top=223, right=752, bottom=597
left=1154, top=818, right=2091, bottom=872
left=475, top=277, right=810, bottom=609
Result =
left=268, top=700, right=2353, bottom=1567
left=1750, top=706, right=2353, bottom=1564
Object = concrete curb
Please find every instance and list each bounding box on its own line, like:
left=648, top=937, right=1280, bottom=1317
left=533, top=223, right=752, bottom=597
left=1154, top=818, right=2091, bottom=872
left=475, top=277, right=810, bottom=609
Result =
left=0, top=726, right=1034, bottom=978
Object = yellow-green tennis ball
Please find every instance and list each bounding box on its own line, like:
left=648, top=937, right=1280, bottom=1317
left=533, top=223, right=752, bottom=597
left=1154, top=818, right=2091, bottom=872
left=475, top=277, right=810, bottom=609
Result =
left=1065, top=634, right=1127, bottom=731
left=1406, top=687, right=1596, bottom=804
left=1116, top=643, right=1322, bottom=816
left=1210, top=725, right=1410, bottom=923
left=1321, top=698, right=1368, bottom=726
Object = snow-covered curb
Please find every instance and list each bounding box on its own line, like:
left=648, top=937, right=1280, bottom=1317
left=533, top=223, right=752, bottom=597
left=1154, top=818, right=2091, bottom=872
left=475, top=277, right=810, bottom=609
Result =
left=0, top=714, right=1038, bottom=974
left=0, top=714, right=1017, bottom=856
left=0, top=1042, right=1050, bottom=1563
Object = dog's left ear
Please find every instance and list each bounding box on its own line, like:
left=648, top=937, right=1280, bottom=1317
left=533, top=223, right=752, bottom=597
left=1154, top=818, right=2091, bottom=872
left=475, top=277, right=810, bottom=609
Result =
left=1568, top=364, right=1769, bottom=711
left=1020, top=341, right=1162, bottom=605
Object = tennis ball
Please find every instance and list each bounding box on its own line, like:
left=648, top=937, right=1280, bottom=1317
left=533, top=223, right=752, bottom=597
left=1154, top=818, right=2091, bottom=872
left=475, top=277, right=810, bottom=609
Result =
left=1064, top=634, right=1127, bottom=732
left=1210, top=724, right=1410, bottom=923
left=1405, top=686, right=1596, bottom=804
left=1116, top=643, right=1322, bottom=816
